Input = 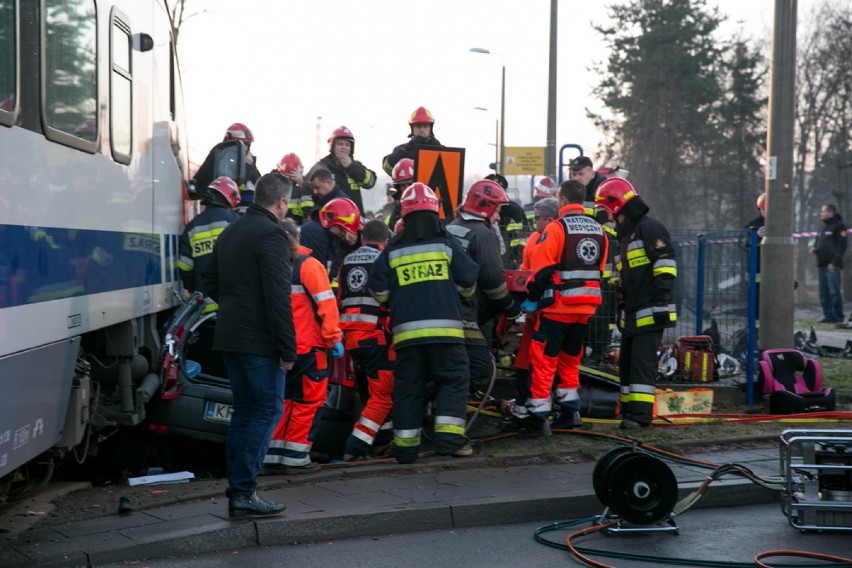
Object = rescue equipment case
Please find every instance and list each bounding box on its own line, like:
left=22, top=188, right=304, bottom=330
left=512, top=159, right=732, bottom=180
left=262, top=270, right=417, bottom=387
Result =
left=676, top=335, right=716, bottom=383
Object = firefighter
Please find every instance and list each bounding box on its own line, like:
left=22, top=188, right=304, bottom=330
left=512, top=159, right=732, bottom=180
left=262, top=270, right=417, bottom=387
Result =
left=382, top=157, right=414, bottom=232
left=520, top=180, right=608, bottom=436
left=368, top=183, right=479, bottom=463
left=447, top=179, right=521, bottom=397
left=309, top=126, right=376, bottom=214
left=263, top=218, right=344, bottom=472
left=191, top=123, right=262, bottom=210
left=595, top=178, right=677, bottom=429
left=177, top=176, right=241, bottom=305
left=330, top=211, right=396, bottom=461
left=273, top=153, right=312, bottom=224
left=382, top=106, right=444, bottom=175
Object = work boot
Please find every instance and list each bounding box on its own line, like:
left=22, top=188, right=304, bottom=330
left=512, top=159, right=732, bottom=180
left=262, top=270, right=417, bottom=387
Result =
left=228, top=491, right=286, bottom=519
left=551, top=408, right=583, bottom=430
left=619, top=419, right=650, bottom=430
left=451, top=444, right=475, bottom=457
left=516, top=411, right=552, bottom=438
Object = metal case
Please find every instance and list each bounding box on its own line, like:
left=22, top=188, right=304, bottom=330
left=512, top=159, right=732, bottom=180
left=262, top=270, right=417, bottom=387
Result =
left=780, top=429, right=852, bottom=531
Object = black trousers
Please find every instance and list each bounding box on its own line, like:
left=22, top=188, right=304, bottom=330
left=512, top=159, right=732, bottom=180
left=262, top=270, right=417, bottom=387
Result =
left=393, top=343, right=470, bottom=462
left=618, top=330, right=663, bottom=425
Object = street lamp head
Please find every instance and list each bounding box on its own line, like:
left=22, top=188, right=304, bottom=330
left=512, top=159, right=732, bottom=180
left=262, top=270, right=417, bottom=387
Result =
left=469, top=47, right=491, bottom=55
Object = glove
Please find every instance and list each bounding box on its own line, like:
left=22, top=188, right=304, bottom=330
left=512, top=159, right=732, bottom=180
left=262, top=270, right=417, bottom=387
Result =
left=521, top=299, right=538, bottom=313
left=331, top=341, right=345, bottom=359
left=504, top=301, right=522, bottom=321
left=653, top=306, right=671, bottom=326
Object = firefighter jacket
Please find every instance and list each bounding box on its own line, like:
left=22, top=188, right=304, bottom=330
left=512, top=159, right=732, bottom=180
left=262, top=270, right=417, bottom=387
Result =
left=583, top=172, right=607, bottom=216
left=527, top=204, right=608, bottom=322
left=286, top=181, right=314, bottom=224
left=613, top=196, right=677, bottom=338
left=312, top=155, right=376, bottom=214
left=177, top=204, right=240, bottom=294
left=201, top=203, right=296, bottom=362
left=291, top=245, right=342, bottom=355
left=447, top=214, right=520, bottom=330
left=814, top=213, right=847, bottom=268
left=337, top=244, right=390, bottom=350
left=367, top=230, right=479, bottom=350
left=382, top=134, right=444, bottom=175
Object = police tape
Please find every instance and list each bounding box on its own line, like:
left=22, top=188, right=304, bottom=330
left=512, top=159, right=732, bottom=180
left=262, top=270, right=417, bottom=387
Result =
left=675, top=232, right=820, bottom=247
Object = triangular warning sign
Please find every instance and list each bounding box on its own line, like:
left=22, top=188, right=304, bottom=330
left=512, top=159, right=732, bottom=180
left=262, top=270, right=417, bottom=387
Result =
left=414, top=147, right=465, bottom=220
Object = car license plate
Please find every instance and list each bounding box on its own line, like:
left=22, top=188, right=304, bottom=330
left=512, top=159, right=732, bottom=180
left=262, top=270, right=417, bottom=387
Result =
left=204, top=400, right=232, bottom=423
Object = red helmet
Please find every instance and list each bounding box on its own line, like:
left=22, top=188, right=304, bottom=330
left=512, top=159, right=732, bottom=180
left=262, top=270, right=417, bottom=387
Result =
left=756, top=192, right=767, bottom=209
left=400, top=182, right=440, bottom=218
left=275, top=153, right=303, bottom=175
left=224, top=122, right=253, bottom=144
left=328, top=125, right=355, bottom=154
left=534, top=176, right=557, bottom=198
left=207, top=176, right=241, bottom=208
left=392, top=158, right=415, bottom=185
left=319, top=198, right=363, bottom=235
left=594, top=178, right=637, bottom=216
left=408, top=106, right=435, bottom=125
left=462, top=179, right=509, bottom=218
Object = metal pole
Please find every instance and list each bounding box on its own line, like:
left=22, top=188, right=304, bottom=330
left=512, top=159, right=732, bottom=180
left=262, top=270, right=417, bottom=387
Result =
left=545, top=0, right=558, bottom=179
left=494, top=119, right=499, bottom=171
left=499, top=65, right=506, bottom=175
left=759, top=0, right=797, bottom=350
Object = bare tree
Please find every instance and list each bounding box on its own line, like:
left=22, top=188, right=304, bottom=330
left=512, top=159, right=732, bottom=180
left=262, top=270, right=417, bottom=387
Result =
left=168, top=0, right=205, bottom=49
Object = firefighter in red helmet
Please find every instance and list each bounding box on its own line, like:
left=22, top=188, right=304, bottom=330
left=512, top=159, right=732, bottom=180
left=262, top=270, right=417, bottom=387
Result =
left=190, top=123, right=262, bottom=211
left=595, top=178, right=677, bottom=429
left=308, top=126, right=376, bottom=215
left=273, top=153, right=313, bottom=224
left=448, top=180, right=521, bottom=397
left=382, top=106, right=445, bottom=175
left=177, top=177, right=241, bottom=302
left=368, top=183, right=479, bottom=463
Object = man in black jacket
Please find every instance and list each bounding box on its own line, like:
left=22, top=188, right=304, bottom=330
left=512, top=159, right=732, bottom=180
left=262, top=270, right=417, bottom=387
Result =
left=569, top=156, right=606, bottom=212
left=810, top=203, right=848, bottom=323
left=202, top=173, right=295, bottom=518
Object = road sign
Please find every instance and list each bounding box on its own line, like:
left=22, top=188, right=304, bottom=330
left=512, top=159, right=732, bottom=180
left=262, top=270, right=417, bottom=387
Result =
left=504, top=146, right=545, bottom=175
left=414, top=147, right=466, bottom=220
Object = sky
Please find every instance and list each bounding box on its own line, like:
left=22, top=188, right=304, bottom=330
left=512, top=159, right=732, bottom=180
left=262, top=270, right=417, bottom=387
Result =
left=176, top=0, right=816, bottom=213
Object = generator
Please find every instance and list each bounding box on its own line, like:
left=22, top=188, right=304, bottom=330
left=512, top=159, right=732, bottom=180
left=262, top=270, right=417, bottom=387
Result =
left=780, top=429, right=852, bottom=531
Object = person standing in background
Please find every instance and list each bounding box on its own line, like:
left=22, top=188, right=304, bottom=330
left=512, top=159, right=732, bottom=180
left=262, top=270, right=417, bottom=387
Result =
left=810, top=203, right=847, bottom=323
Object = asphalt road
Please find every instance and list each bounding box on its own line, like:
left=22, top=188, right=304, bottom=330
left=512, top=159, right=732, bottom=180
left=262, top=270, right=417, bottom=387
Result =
left=94, top=503, right=852, bottom=568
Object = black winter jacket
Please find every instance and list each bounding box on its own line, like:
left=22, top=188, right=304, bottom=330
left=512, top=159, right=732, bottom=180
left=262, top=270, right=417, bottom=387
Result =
left=814, top=214, right=848, bottom=268
left=201, top=203, right=296, bottom=362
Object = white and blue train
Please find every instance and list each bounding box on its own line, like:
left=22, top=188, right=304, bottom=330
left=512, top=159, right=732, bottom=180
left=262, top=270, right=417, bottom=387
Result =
left=0, top=0, right=192, bottom=496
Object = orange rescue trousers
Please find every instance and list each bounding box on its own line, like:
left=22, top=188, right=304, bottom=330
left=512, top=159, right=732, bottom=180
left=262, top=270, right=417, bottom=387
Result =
left=265, top=348, right=329, bottom=467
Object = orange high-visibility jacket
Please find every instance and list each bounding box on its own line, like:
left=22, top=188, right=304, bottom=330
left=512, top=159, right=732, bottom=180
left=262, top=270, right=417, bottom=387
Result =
left=291, top=245, right=342, bottom=354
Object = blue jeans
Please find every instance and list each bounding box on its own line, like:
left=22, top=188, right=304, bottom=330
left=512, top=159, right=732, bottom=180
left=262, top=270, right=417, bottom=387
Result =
left=818, top=266, right=844, bottom=321
left=222, top=353, right=284, bottom=497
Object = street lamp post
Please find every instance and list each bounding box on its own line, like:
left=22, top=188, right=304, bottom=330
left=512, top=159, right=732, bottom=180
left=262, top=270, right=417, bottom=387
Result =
left=469, top=47, right=505, bottom=175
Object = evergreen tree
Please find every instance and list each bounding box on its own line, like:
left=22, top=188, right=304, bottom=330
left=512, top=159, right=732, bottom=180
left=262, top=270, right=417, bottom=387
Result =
left=713, top=35, right=767, bottom=228
left=591, top=0, right=725, bottom=228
